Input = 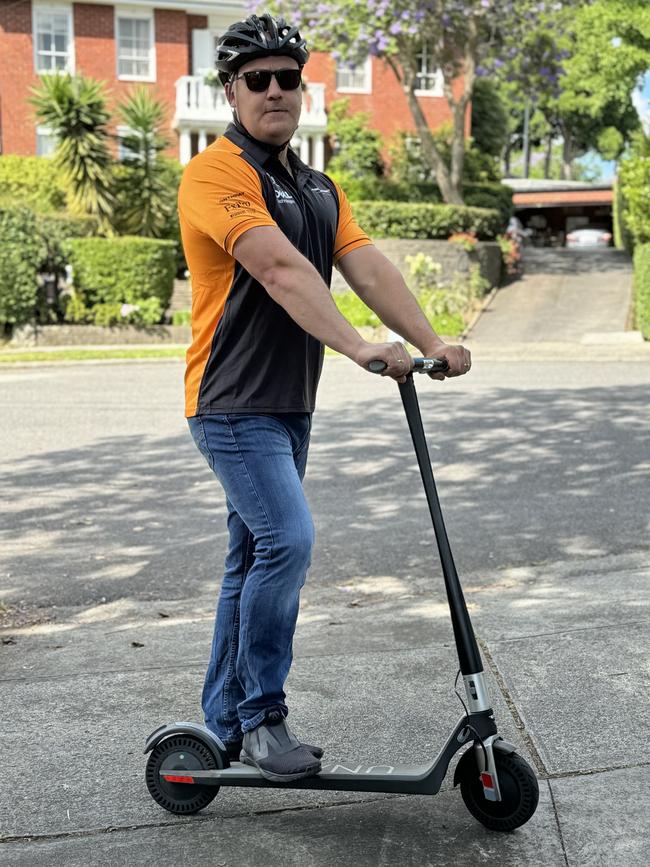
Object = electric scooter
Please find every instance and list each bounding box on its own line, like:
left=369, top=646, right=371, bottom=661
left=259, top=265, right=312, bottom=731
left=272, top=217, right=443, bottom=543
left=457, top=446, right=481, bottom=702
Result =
left=144, top=357, right=539, bottom=832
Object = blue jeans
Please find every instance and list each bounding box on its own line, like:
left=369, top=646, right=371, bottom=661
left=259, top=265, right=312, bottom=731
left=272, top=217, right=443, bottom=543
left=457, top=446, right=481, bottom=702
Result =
left=187, top=412, right=313, bottom=743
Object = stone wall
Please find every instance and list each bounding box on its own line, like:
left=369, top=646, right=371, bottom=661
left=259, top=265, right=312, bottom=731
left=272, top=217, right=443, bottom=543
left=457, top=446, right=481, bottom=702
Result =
left=331, top=240, right=502, bottom=294
left=10, top=324, right=192, bottom=348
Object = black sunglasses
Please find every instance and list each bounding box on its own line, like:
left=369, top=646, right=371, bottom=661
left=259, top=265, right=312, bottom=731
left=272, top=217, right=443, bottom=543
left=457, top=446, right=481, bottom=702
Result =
left=234, top=68, right=302, bottom=93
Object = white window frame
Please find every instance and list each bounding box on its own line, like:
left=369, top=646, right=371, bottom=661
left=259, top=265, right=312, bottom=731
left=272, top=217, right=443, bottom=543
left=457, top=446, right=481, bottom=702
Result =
left=115, top=6, right=156, bottom=83
left=33, top=3, right=74, bottom=75
left=116, top=125, right=138, bottom=162
left=335, top=55, right=372, bottom=94
left=36, top=125, right=57, bottom=157
left=414, top=42, right=443, bottom=97
left=116, top=125, right=157, bottom=162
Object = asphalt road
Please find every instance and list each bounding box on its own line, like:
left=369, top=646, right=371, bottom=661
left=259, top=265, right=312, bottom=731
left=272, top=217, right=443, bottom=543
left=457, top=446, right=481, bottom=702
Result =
left=1, top=355, right=649, bottom=613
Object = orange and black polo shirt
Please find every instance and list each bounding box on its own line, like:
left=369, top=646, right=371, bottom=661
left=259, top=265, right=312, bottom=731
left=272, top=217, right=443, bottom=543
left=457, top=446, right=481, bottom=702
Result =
left=178, top=121, right=373, bottom=417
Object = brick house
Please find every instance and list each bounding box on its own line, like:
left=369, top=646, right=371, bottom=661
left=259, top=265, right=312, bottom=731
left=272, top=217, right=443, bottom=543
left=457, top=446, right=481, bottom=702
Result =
left=0, top=0, right=463, bottom=171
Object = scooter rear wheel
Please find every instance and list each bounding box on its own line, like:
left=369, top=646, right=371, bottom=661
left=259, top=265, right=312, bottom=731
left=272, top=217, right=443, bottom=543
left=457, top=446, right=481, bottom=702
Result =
left=145, top=734, right=221, bottom=814
left=457, top=748, right=539, bottom=832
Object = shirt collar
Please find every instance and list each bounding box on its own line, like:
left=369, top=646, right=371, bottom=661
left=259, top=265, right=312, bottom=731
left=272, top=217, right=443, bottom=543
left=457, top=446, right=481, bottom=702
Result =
left=224, top=120, right=310, bottom=184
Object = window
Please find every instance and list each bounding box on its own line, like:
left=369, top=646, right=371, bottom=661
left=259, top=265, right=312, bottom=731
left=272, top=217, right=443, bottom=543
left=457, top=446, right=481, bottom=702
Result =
left=36, top=126, right=57, bottom=157
left=415, top=43, right=443, bottom=95
left=335, top=56, right=371, bottom=93
left=116, top=126, right=139, bottom=162
left=116, top=9, right=155, bottom=81
left=33, top=5, right=73, bottom=74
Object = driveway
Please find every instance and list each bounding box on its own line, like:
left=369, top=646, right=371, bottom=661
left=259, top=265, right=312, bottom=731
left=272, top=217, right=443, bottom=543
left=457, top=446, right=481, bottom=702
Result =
left=469, top=248, right=635, bottom=343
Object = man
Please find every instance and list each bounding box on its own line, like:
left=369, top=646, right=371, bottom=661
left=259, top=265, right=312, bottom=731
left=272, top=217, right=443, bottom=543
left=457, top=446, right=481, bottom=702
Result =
left=178, top=12, right=471, bottom=784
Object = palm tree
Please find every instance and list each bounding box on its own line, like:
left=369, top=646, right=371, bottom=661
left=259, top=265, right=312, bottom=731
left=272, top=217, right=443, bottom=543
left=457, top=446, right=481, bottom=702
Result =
left=113, top=88, right=175, bottom=238
left=30, top=73, right=116, bottom=233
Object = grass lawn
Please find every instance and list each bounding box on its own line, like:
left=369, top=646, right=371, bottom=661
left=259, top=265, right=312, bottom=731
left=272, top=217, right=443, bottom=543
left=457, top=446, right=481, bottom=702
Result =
left=0, top=347, right=187, bottom=363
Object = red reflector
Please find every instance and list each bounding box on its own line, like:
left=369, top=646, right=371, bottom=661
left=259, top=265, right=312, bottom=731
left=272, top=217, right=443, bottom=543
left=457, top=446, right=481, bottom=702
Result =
left=480, top=772, right=495, bottom=789
left=163, top=774, right=195, bottom=784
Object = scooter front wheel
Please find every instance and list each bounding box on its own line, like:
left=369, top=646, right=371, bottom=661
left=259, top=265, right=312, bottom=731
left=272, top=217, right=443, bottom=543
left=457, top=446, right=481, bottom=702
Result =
left=145, top=734, right=221, bottom=814
left=456, top=749, right=539, bottom=832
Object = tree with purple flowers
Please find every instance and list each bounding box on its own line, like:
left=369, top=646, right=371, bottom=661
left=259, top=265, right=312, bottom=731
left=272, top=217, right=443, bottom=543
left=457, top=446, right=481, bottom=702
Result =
left=256, top=0, right=579, bottom=203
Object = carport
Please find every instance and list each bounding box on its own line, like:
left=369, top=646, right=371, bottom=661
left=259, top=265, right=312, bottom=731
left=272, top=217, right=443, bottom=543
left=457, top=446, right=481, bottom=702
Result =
left=504, top=178, right=614, bottom=247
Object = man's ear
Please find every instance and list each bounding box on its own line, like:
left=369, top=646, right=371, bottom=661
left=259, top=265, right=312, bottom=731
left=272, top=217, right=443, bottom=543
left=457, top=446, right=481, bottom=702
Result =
left=224, top=81, right=236, bottom=109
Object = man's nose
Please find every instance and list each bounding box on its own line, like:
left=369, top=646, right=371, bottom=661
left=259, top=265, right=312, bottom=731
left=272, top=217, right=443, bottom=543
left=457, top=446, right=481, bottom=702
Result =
left=266, top=75, right=283, bottom=98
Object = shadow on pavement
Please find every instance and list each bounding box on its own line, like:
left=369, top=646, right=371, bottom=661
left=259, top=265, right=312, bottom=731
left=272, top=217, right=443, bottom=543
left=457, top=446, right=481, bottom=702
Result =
left=2, top=382, right=649, bottom=612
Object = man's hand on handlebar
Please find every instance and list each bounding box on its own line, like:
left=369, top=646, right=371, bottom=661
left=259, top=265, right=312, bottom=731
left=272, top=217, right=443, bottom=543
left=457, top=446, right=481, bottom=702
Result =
left=420, top=341, right=472, bottom=381
left=355, top=341, right=413, bottom=383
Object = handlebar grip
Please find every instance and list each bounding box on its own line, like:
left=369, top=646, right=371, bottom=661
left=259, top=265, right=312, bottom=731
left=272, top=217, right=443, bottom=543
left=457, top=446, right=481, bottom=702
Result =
left=368, top=357, right=449, bottom=374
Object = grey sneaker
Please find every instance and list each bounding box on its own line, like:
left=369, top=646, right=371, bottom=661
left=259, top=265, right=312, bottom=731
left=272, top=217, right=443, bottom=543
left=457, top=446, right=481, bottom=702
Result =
left=240, top=714, right=322, bottom=782
left=225, top=738, right=324, bottom=762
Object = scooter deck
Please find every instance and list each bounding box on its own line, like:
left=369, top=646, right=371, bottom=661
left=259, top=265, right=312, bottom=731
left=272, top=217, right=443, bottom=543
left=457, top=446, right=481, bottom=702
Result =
left=164, top=760, right=444, bottom=795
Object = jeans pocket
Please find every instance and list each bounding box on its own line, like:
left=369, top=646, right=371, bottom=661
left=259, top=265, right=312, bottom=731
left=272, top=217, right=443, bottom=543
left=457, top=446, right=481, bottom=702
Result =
left=188, top=416, right=215, bottom=471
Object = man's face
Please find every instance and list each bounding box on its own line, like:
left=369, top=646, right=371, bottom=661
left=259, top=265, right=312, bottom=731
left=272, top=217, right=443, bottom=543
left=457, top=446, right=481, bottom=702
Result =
left=225, top=55, right=302, bottom=145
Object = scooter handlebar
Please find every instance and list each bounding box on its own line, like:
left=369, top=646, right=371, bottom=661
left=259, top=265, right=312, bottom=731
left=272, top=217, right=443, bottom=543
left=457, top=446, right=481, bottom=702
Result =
left=368, top=357, right=449, bottom=374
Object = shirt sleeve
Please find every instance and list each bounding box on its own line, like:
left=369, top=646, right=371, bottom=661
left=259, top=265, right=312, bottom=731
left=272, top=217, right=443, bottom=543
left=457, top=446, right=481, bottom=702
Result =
left=331, top=179, right=374, bottom=264
left=178, top=149, right=278, bottom=256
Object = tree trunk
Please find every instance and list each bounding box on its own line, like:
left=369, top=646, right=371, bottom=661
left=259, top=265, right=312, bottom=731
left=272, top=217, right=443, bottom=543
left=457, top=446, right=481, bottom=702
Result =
left=386, top=54, right=463, bottom=204
left=522, top=102, right=531, bottom=179
left=561, top=130, right=573, bottom=180
left=544, top=133, right=553, bottom=179
left=502, top=139, right=513, bottom=177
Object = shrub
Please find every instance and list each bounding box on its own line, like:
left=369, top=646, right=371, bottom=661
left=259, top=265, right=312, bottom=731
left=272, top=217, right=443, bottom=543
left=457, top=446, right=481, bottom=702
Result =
left=406, top=253, right=489, bottom=326
left=0, top=204, right=47, bottom=329
left=0, top=155, right=67, bottom=212
left=351, top=201, right=502, bottom=240
left=448, top=232, right=479, bottom=252
left=333, top=291, right=381, bottom=328
left=327, top=99, right=384, bottom=178
left=171, top=309, right=191, bottom=326
left=333, top=174, right=513, bottom=225
left=463, top=182, right=513, bottom=228
left=618, top=133, right=650, bottom=246
left=62, top=236, right=177, bottom=318
left=36, top=213, right=98, bottom=269
left=91, top=297, right=163, bottom=327
left=634, top=243, right=650, bottom=339
left=327, top=169, right=386, bottom=202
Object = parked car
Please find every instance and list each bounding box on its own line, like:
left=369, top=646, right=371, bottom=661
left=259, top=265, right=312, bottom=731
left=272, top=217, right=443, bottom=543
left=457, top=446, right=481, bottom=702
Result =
left=565, top=227, right=613, bottom=248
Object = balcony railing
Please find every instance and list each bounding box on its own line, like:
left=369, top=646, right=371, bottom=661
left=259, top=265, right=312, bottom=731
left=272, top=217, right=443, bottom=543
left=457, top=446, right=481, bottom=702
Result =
left=174, top=76, right=327, bottom=131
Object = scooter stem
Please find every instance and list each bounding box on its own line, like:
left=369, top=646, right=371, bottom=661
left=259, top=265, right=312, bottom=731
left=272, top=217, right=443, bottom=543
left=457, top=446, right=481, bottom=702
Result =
left=398, top=373, right=483, bottom=675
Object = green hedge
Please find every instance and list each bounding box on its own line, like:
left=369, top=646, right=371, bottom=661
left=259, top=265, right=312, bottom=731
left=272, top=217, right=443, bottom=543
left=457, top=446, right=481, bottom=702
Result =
left=330, top=172, right=513, bottom=228
left=351, top=201, right=502, bottom=240
left=0, top=155, right=67, bottom=212
left=634, top=243, right=650, bottom=339
left=618, top=141, right=650, bottom=246
left=0, top=204, right=48, bottom=328
left=62, top=236, right=177, bottom=311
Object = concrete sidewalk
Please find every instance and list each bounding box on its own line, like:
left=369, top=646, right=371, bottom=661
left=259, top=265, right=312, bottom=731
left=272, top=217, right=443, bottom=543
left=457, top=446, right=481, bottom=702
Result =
left=1, top=356, right=649, bottom=865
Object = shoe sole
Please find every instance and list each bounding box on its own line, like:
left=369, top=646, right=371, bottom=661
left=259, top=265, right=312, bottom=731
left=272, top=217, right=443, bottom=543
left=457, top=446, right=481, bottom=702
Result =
left=240, top=751, right=321, bottom=783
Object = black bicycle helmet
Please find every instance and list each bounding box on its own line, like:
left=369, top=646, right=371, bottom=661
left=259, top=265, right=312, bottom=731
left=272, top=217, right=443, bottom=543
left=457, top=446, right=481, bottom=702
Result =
left=215, top=13, right=309, bottom=85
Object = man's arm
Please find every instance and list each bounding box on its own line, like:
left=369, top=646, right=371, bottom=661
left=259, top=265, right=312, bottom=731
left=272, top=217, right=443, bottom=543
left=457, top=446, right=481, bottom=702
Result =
left=336, top=244, right=471, bottom=378
left=232, top=226, right=412, bottom=380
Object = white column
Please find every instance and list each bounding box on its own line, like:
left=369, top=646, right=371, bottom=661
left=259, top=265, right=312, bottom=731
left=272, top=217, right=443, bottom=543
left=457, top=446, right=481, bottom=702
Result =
left=314, top=134, right=325, bottom=172
left=179, top=129, right=192, bottom=165
left=300, top=134, right=310, bottom=165
left=198, top=129, right=208, bottom=153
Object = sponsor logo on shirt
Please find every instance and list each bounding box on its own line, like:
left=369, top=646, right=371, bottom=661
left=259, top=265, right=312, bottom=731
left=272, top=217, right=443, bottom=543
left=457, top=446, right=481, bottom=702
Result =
left=270, top=178, right=295, bottom=204
left=310, top=187, right=332, bottom=194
